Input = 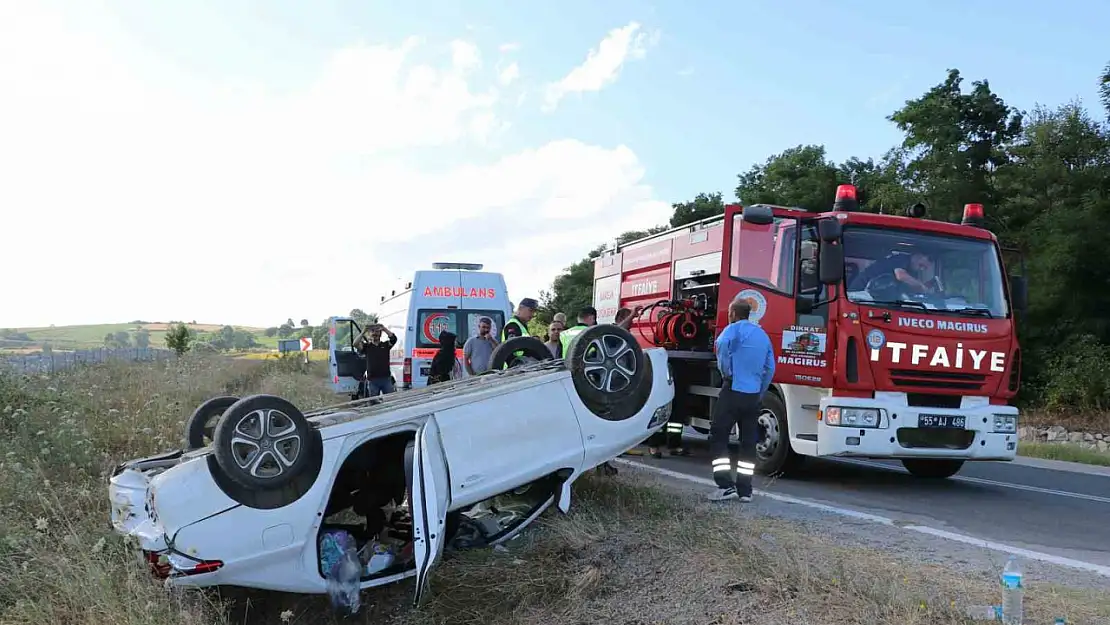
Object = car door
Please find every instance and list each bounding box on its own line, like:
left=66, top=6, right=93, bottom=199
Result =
left=328, top=317, right=363, bottom=395
left=412, top=417, right=449, bottom=606
left=431, top=379, right=584, bottom=509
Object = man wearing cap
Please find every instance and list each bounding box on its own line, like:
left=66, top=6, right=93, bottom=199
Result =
left=502, top=298, right=537, bottom=341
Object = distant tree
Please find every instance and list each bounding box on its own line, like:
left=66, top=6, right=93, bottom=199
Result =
left=286, top=318, right=295, bottom=327
left=349, top=309, right=377, bottom=327
left=277, top=323, right=295, bottom=338
left=299, top=319, right=309, bottom=327
left=112, top=331, right=131, bottom=348
left=264, top=326, right=278, bottom=337
left=134, top=328, right=151, bottom=349
left=1100, top=60, right=1110, bottom=117
left=311, top=319, right=331, bottom=351
left=103, top=332, right=114, bottom=347
left=165, top=322, right=192, bottom=355
left=230, top=330, right=258, bottom=350
left=670, top=192, right=725, bottom=227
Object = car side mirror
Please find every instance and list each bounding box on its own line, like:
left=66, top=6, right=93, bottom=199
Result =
left=818, top=241, right=844, bottom=285
left=1009, top=275, right=1028, bottom=314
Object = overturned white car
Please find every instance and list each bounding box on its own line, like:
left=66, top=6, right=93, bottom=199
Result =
left=108, top=325, right=674, bottom=605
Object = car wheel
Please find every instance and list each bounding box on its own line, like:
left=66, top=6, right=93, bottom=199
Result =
left=753, top=392, right=804, bottom=478
left=489, top=336, right=553, bottom=369
left=212, top=394, right=321, bottom=490
left=901, top=458, right=964, bottom=479
left=567, top=324, right=647, bottom=420
left=185, top=395, right=239, bottom=450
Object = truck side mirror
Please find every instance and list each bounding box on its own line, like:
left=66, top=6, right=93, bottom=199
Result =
left=818, top=242, right=844, bottom=285
left=1009, top=275, right=1028, bottom=314
left=741, top=204, right=774, bottom=225
left=817, top=217, right=842, bottom=242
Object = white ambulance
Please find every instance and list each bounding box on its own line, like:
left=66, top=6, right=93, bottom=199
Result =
left=328, top=263, right=514, bottom=395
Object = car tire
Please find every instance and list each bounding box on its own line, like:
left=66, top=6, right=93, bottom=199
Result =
left=566, top=324, right=647, bottom=420
left=185, top=395, right=239, bottom=450
left=901, top=458, right=964, bottom=479
left=212, top=394, right=322, bottom=491
left=754, top=392, right=804, bottom=478
left=489, top=336, right=553, bottom=369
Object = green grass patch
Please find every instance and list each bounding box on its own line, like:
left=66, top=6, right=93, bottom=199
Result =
left=1018, top=440, right=1110, bottom=466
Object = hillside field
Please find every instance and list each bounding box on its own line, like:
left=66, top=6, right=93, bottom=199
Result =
left=1, top=322, right=276, bottom=351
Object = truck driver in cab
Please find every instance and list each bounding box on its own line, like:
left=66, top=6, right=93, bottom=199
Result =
left=854, top=248, right=942, bottom=295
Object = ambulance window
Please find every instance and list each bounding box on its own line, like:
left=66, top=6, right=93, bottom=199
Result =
left=415, top=310, right=506, bottom=348
left=730, top=215, right=798, bottom=295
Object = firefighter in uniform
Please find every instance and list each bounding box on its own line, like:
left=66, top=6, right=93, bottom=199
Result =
left=707, top=299, right=775, bottom=503
left=500, top=298, right=538, bottom=367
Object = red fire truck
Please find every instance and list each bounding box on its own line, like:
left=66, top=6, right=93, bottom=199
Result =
left=593, top=185, right=1028, bottom=479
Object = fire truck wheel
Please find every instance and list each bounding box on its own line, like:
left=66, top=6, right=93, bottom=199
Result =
left=490, top=336, right=553, bottom=369
left=186, top=395, right=240, bottom=450
left=212, top=394, right=322, bottom=490
left=567, top=324, right=647, bottom=420
left=900, top=458, right=964, bottom=479
left=754, top=392, right=804, bottom=477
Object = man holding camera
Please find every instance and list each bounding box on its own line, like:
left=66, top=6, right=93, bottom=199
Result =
left=353, top=323, right=398, bottom=397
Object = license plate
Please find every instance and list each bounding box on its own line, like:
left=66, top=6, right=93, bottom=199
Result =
left=918, top=414, right=966, bottom=429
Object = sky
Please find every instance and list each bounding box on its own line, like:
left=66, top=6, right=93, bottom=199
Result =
left=3, top=0, right=1108, bottom=329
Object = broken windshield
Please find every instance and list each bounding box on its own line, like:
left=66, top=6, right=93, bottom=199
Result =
left=843, top=226, right=1009, bottom=319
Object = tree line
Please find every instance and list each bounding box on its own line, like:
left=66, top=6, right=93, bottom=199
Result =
left=535, top=64, right=1110, bottom=412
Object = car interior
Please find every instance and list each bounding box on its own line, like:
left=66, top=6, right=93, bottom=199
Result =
left=317, top=430, right=567, bottom=582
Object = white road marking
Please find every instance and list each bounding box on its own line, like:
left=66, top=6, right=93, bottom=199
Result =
left=613, top=458, right=1110, bottom=578
left=839, top=458, right=1110, bottom=505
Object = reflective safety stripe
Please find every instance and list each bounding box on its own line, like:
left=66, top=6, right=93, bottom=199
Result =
left=736, top=461, right=755, bottom=469
left=666, top=423, right=684, bottom=432
left=737, top=466, right=755, bottom=476
left=712, top=457, right=731, bottom=472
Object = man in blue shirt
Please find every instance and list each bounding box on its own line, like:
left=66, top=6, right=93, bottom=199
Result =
left=708, top=298, right=776, bottom=502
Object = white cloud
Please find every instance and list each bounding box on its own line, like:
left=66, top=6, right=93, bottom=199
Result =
left=543, top=21, right=658, bottom=112
left=0, top=4, right=669, bottom=328
left=498, top=42, right=520, bottom=53
left=498, top=61, right=520, bottom=86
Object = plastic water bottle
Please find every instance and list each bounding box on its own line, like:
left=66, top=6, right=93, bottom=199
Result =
left=1000, top=555, right=1023, bottom=625
left=325, top=547, right=362, bottom=615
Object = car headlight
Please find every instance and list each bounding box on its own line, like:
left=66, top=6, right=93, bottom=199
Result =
left=992, top=414, right=1017, bottom=433
left=648, top=402, right=672, bottom=429
left=825, top=406, right=880, bottom=428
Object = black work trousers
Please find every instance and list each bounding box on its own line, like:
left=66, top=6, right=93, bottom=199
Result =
left=647, top=418, right=684, bottom=449
left=708, top=387, right=762, bottom=494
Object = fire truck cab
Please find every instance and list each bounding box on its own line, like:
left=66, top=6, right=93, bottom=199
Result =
left=593, top=186, right=1028, bottom=479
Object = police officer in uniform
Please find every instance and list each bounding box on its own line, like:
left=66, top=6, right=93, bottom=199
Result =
left=499, top=298, right=538, bottom=368
left=502, top=298, right=538, bottom=341
left=558, top=306, right=597, bottom=354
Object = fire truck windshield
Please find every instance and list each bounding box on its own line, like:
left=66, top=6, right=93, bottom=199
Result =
left=842, top=226, right=1010, bottom=319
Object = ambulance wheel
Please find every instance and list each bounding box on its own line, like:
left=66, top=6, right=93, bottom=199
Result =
left=212, top=394, right=322, bottom=490
left=901, top=458, right=964, bottom=479
left=185, top=395, right=239, bottom=450
left=568, top=324, right=647, bottom=421
left=490, top=337, right=552, bottom=369
left=754, top=392, right=804, bottom=478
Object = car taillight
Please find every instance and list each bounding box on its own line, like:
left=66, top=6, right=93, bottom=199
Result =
left=402, top=358, right=412, bottom=385
left=180, top=559, right=224, bottom=576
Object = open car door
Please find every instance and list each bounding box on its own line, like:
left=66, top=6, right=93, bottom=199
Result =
left=412, top=416, right=449, bottom=606
left=328, top=316, right=363, bottom=395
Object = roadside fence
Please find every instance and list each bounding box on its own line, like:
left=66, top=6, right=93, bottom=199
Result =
left=0, top=347, right=177, bottom=375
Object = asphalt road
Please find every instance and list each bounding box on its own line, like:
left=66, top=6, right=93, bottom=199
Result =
left=622, top=442, right=1110, bottom=569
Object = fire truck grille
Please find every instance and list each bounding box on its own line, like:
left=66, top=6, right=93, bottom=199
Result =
left=888, top=369, right=986, bottom=392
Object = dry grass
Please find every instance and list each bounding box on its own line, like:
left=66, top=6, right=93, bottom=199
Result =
left=1, top=358, right=1107, bottom=625
left=234, top=350, right=330, bottom=362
